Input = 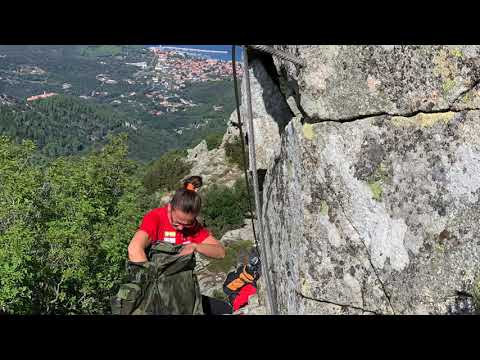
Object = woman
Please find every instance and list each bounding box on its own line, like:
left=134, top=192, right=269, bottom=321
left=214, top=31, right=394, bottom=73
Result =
left=128, top=176, right=225, bottom=263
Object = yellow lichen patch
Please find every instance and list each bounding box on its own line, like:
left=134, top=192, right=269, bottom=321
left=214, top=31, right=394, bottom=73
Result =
left=433, top=49, right=458, bottom=93
left=368, top=180, right=383, bottom=201
left=301, top=278, right=312, bottom=294
left=390, top=112, right=455, bottom=128
left=442, top=79, right=456, bottom=94
left=450, top=48, right=464, bottom=58
left=434, top=242, right=446, bottom=253
left=418, top=112, right=455, bottom=127
left=461, top=90, right=473, bottom=104
left=287, top=162, right=293, bottom=177
left=459, top=89, right=480, bottom=108
left=303, top=123, right=316, bottom=140
left=320, top=200, right=329, bottom=215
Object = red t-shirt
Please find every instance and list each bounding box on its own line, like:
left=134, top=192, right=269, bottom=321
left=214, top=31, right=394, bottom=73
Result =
left=138, top=205, right=210, bottom=245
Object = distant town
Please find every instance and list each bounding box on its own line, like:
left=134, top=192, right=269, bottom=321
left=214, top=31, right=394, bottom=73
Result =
left=148, top=47, right=242, bottom=87
left=15, top=47, right=243, bottom=116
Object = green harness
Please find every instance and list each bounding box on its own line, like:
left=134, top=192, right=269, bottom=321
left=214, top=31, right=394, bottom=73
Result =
left=111, top=242, right=203, bottom=315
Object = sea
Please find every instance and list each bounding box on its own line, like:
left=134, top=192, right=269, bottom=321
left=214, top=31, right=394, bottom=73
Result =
left=146, top=45, right=242, bottom=61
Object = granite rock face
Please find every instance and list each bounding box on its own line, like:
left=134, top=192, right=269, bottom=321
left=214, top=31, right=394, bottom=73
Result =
left=249, top=45, right=480, bottom=314
left=262, top=114, right=480, bottom=314
left=272, top=45, right=480, bottom=120
left=239, top=57, right=292, bottom=171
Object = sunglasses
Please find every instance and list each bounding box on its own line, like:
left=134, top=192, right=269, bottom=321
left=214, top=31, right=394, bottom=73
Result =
left=170, top=209, right=196, bottom=229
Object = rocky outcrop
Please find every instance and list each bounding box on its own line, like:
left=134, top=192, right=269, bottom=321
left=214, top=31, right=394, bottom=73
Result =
left=246, top=45, right=480, bottom=314
left=219, top=219, right=254, bottom=246
left=238, top=57, right=293, bottom=171
left=185, top=115, right=244, bottom=189
left=196, top=221, right=256, bottom=299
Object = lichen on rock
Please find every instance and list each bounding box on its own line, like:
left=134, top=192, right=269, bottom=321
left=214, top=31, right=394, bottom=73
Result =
left=251, top=45, right=480, bottom=314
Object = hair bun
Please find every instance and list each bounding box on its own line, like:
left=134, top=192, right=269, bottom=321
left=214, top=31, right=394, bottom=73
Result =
left=183, top=175, right=203, bottom=190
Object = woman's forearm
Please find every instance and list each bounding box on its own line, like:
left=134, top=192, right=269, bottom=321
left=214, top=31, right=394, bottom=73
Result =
left=128, top=230, right=150, bottom=262
left=194, top=243, right=225, bottom=259
left=128, top=244, right=148, bottom=262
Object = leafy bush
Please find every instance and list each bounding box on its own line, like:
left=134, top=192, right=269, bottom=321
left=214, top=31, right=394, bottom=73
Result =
left=0, top=134, right=151, bottom=314
left=142, top=149, right=191, bottom=194
left=224, top=136, right=248, bottom=170
left=201, top=179, right=252, bottom=240
left=205, top=132, right=224, bottom=150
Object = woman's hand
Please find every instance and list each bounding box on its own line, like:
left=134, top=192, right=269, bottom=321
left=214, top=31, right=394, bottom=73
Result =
left=178, top=243, right=197, bottom=256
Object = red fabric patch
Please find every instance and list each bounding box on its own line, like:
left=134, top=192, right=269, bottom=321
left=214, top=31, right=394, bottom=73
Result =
left=138, top=205, right=210, bottom=244
left=232, top=284, right=257, bottom=311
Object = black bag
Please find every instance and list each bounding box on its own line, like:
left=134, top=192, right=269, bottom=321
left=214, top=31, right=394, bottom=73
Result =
left=223, top=255, right=260, bottom=306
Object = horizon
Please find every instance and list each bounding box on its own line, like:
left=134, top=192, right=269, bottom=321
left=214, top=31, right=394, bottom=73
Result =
left=148, top=45, right=243, bottom=61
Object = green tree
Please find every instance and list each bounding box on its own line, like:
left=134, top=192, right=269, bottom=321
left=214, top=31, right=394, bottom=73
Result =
left=0, top=137, right=42, bottom=313
left=0, top=134, right=152, bottom=314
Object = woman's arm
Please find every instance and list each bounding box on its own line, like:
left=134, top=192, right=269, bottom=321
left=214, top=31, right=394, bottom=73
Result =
left=127, top=230, right=151, bottom=262
left=178, top=235, right=225, bottom=259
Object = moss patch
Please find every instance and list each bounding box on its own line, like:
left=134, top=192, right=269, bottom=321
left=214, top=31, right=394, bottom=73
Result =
left=368, top=180, right=383, bottom=201
left=206, top=239, right=254, bottom=274
left=303, top=123, right=315, bottom=140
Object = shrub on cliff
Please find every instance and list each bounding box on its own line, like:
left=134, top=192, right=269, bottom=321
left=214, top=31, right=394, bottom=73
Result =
left=201, top=178, right=251, bottom=239
left=142, top=149, right=191, bottom=194
left=224, top=136, right=248, bottom=170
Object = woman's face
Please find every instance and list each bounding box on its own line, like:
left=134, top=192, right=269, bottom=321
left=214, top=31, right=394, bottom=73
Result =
left=168, top=205, right=197, bottom=231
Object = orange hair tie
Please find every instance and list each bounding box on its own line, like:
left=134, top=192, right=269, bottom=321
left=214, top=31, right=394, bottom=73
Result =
left=186, top=183, right=195, bottom=191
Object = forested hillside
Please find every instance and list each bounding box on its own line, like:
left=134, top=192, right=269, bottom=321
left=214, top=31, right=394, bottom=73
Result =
left=0, top=45, right=237, bottom=162
left=0, top=95, right=128, bottom=158
left=0, top=80, right=235, bottom=163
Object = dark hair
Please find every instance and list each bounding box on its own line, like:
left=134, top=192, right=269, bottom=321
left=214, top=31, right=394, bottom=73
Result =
left=182, top=175, right=203, bottom=191
left=170, top=176, right=203, bottom=214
